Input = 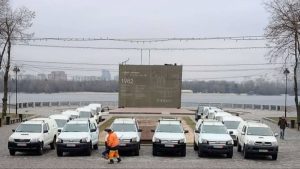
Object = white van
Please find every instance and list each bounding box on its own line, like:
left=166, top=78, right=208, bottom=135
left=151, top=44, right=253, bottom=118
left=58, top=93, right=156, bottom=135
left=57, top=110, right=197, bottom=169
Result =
left=213, top=111, right=232, bottom=121
left=56, top=119, right=99, bottom=156
left=220, top=116, right=243, bottom=146
left=49, top=114, right=70, bottom=133
left=77, top=107, right=97, bottom=124
left=108, top=118, right=142, bottom=155
left=62, top=110, right=79, bottom=120
left=87, top=104, right=102, bottom=123
left=8, top=118, right=58, bottom=155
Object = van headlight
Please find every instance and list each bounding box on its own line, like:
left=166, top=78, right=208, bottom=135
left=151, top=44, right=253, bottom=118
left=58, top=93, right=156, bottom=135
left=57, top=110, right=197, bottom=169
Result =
left=153, top=137, right=160, bottom=143
left=31, top=138, right=41, bottom=143
left=226, top=140, right=233, bottom=145
left=80, top=137, right=89, bottom=143
left=201, top=139, right=209, bottom=144
left=56, top=138, right=63, bottom=143
left=247, top=140, right=255, bottom=145
left=8, top=137, right=14, bottom=142
left=178, top=138, right=185, bottom=143
left=271, top=141, right=278, bottom=146
left=131, top=137, right=138, bottom=142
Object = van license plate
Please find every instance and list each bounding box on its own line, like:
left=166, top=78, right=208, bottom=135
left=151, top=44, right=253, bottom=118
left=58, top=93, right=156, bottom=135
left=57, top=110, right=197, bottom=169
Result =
left=213, top=145, right=223, bottom=149
left=66, top=144, right=76, bottom=147
left=165, top=144, right=174, bottom=147
left=259, top=149, right=268, bottom=152
left=17, top=143, right=27, bottom=147
left=119, top=143, right=126, bottom=146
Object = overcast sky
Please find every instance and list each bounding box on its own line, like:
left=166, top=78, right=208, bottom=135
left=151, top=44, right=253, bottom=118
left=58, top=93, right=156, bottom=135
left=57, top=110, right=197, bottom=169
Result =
left=8, top=0, right=285, bottom=81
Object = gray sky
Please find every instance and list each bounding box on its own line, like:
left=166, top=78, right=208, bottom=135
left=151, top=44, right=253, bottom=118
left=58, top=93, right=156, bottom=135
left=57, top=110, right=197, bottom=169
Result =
left=9, top=0, right=285, bottom=81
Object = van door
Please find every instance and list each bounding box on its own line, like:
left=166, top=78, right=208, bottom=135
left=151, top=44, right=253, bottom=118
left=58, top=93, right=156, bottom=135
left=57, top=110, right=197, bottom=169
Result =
left=90, top=122, right=98, bottom=145
left=43, top=123, right=51, bottom=145
left=240, top=126, right=247, bottom=147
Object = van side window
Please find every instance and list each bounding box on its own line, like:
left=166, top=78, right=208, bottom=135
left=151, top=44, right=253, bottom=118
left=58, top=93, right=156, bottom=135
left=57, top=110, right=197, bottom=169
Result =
left=242, top=126, right=246, bottom=133
left=90, top=123, right=96, bottom=130
left=43, top=123, right=49, bottom=131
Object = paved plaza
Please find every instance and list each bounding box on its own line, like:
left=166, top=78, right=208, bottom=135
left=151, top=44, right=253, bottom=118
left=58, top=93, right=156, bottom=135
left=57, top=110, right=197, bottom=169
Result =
left=1, top=107, right=300, bottom=169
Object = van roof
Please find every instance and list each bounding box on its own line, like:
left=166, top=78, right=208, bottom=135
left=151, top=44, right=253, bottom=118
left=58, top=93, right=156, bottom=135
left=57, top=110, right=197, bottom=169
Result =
left=68, top=119, right=89, bottom=124
left=202, top=121, right=224, bottom=126
left=222, top=116, right=243, bottom=122
left=77, top=107, right=92, bottom=112
left=215, top=112, right=232, bottom=116
left=159, top=120, right=180, bottom=125
left=113, top=118, right=135, bottom=124
left=246, top=121, right=269, bottom=128
left=49, top=114, right=69, bottom=120
left=26, top=118, right=50, bottom=124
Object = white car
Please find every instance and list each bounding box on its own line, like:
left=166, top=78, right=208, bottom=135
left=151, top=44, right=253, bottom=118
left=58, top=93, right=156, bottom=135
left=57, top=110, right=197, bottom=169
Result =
left=107, top=118, right=142, bottom=156
left=77, top=107, right=98, bottom=124
left=49, top=114, right=70, bottom=133
left=62, top=110, right=79, bottom=120
left=221, top=116, right=243, bottom=146
left=151, top=118, right=188, bottom=156
left=87, top=103, right=102, bottom=123
left=237, top=120, right=278, bottom=160
left=8, top=118, right=58, bottom=155
left=194, top=119, right=234, bottom=158
left=56, top=119, right=99, bottom=156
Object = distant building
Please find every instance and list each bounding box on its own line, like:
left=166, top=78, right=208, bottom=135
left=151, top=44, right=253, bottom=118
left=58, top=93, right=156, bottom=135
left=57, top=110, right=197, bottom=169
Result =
left=18, top=74, right=36, bottom=80
left=72, top=75, right=100, bottom=81
left=48, top=71, right=67, bottom=81
left=101, top=69, right=111, bottom=81
left=37, top=73, right=47, bottom=80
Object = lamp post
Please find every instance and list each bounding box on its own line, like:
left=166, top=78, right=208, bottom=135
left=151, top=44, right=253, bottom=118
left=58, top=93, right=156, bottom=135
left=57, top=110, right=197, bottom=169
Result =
left=283, top=68, right=290, bottom=118
left=13, top=66, right=20, bottom=115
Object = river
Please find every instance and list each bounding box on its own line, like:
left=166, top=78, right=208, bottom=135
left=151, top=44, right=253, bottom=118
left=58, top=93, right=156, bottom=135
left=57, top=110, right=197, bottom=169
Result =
left=1, top=92, right=295, bottom=106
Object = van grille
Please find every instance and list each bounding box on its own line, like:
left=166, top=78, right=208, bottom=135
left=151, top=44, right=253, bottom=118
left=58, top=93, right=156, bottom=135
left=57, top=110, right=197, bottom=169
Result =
left=14, top=139, right=30, bottom=142
left=255, top=141, right=272, bottom=146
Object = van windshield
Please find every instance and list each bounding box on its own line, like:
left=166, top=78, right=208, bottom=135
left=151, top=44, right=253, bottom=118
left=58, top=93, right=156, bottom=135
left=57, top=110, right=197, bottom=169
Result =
left=223, top=121, right=241, bottom=129
left=63, top=123, right=89, bottom=132
left=202, top=125, right=227, bottom=134
left=111, top=124, right=137, bottom=132
left=16, top=124, right=42, bottom=133
left=157, top=124, right=183, bottom=133
left=79, top=111, right=91, bottom=118
left=54, top=119, right=68, bottom=128
left=247, top=127, right=273, bottom=136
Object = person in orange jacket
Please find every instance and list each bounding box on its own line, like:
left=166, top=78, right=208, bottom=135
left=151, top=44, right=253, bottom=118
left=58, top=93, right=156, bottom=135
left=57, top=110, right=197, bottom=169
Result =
left=105, top=128, right=121, bottom=164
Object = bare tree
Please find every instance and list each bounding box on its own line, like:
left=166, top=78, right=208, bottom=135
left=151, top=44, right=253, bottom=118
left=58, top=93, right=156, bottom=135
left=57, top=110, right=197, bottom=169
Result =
left=265, top=0, right=300, bottom=122
left=1, top=4, right=34, bottom=118
left=0, top=0, right=9, bottom=67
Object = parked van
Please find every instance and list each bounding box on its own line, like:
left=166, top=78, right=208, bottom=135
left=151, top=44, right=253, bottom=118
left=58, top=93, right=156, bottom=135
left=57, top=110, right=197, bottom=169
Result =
left=87, top=104, right=102, bottom=123
left=213, top=111, right=232, bottom=121
left=49, top=114, right=70, bottom=133
left=77, top=107, right=97, bottom=124
left=220, top=116, right=243, bottom=146
left=62, top=110, right=79, bottom=120
left=8, top=118, right=58, bottom=155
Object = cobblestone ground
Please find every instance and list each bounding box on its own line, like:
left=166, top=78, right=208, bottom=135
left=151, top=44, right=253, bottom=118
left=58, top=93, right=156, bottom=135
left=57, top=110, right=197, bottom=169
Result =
left=1, top=109, right=300, bottom=169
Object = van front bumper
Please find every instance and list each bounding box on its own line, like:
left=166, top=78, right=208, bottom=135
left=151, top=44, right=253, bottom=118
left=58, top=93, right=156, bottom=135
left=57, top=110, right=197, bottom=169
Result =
left=245, top=145, right=278, bottom=155
left=153, top=142, right=186, bottom=153
left=199, top=144, right=233, bottom=154
left=118, top=142, right=139, bottom=151
left=56, top=142, right=90, bottom=152
left=8, top=141, right=42, bottom=151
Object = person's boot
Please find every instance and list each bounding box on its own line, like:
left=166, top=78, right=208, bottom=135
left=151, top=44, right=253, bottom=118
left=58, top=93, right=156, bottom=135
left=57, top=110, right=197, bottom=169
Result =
left=108, top=159, right=114, bottom=164
left=117, top=158, right=121, bottom=163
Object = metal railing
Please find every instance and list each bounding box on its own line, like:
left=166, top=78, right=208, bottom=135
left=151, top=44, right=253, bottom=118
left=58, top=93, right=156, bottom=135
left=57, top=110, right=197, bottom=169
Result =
left=3, top=101, right=294, bottom=112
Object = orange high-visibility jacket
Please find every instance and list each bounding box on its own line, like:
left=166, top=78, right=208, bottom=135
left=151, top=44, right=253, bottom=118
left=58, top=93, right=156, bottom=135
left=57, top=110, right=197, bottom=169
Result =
left=107, top=132, right=119, bottom=148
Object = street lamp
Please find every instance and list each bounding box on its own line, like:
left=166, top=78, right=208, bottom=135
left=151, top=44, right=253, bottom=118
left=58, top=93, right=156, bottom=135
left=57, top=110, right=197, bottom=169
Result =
left=283, top=68, right=290, bottom=118
left=13, top=66, right=20, bottom=115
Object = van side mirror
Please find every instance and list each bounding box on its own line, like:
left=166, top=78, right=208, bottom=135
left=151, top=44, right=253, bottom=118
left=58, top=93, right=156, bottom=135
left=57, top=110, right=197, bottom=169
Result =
left=58, top=129, right=62, bottom=132
left=229, top=131, right=234, bottom=135
left=241, top=132, right=245, bottom=135
left=274, top=133, right=279, bottom=137
left=184, top=130, right=189, bottom=134
left=43, top=130, right=48, bottom=133
left=195, top=130, right=200, bottom=133
left=151, top=129, right=155, bottom=132
left=90, top=128, right=96, bottom=132
left=12, top=129, right=15, bottom=132
left=138, top=129, right=142, bottom=132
